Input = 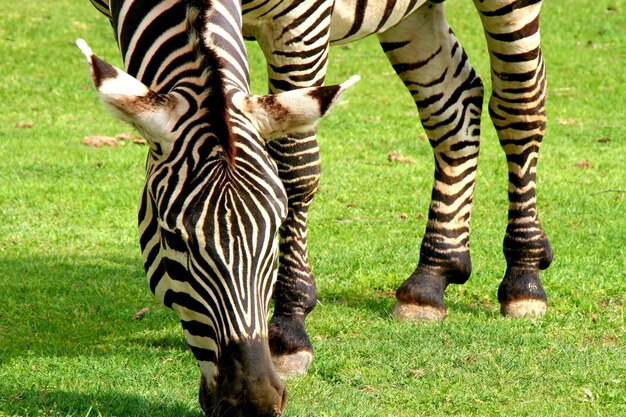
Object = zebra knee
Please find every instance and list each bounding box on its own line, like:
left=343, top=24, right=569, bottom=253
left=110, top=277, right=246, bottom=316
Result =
left=417, top=56, right=484, bottom=154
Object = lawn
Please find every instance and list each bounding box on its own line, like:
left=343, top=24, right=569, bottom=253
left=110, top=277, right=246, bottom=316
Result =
left=1, top=1, right=624, bottom=416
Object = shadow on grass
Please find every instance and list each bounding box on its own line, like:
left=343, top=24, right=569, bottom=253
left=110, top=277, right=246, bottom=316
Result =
left=445, top=300, right=500, bottom=318
left=1, top=253, right=186, bottom=359
left=125, top=330, right=189, bottom=351
left=0, top=386, right=204, bottom=417
left=318, top=289, right=498, bottom=321
left=319, top=294, right=395, bottom=319
left=2, top=251, right=500, bottom=364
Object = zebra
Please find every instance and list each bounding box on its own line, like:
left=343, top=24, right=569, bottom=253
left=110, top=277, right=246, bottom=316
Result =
left=239, top=0, right=553, bottom=376
left=84, top=0, right=553, bottom=409
left=80, top=0, right=358, bottom=415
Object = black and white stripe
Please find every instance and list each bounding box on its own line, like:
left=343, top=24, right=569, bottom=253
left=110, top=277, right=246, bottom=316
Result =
left=103, top=0, right=287, bottom=385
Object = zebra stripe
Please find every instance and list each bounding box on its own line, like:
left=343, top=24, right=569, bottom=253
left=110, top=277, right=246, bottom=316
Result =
left=89, top=0, right=286, bottom=401
left=89, top=0, right=111, bottom=17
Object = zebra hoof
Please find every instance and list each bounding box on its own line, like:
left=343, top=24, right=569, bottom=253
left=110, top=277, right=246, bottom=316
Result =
left=272, top=351, right=313, bottom=380
left=500, top=299, right=547, bottom=318
left=392, top=302, right=447, bottom=323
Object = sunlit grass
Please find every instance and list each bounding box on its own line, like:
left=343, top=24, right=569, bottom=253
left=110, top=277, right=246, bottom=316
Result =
left=1, top=1, right=624, bottom=416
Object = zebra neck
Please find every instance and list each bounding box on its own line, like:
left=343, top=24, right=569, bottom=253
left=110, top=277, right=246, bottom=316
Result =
left=189, top=0, right=251, bottom=95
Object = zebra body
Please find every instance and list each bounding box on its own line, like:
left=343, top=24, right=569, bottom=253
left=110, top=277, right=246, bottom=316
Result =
left=244, top=0, right=427, bottom=46
left=82, top=0, right=356, bottom=415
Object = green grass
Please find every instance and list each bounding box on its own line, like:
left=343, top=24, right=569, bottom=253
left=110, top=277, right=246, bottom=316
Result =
left=1, top=1, right=625, bottom=416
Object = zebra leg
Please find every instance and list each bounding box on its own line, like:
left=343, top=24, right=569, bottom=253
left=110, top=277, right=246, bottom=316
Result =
left=473, top=0, right=552, bottom=317
left=267, top=139, right=321, bottom=378
left=248, top=2, right=333, bottom=377
left=377, top=3, right=483, bottom=322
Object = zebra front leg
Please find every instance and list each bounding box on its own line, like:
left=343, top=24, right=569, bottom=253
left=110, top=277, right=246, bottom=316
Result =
left=474, top=0, right=552, bottom=317
left=267, top=142, right=320, bottom=378
left=378, top=3, right=483, bottom=321
left=245, top=0, right=334, bottom=376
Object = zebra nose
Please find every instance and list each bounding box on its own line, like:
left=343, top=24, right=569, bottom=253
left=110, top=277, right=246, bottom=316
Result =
left=202, top=337, right=287, bottom=416
left=220, top=376, right=286, bottom=417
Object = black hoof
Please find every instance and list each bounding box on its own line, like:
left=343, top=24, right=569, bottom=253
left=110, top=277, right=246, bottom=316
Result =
left=268, top=315, right=313, bottom=377
left=498, top=266, right=547, bottom=318
left=393, top=267, right=450, bottom=322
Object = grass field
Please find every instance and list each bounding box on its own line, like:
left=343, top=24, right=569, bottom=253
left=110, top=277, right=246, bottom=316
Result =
left=1, top=1, right=625, bottom=416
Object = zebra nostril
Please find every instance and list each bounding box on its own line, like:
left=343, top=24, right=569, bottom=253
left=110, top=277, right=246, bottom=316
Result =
left=210, top=337, right=287, bottom=417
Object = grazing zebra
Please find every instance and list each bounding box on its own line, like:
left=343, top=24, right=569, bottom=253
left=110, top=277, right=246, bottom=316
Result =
left=80, top=0, right=357, bottom=415
left=87, top=0, right=553, bottom=404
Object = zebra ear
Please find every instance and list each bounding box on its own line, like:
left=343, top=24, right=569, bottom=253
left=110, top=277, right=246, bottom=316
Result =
left=76, top=39, right=179, bottom=149
left=236, top=76, right=360, bottom=141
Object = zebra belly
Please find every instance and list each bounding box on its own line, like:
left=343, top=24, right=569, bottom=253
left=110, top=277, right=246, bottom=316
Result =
left=328, top=0, right=430, bottom=44
left=241, top=0, right=429, bottom=45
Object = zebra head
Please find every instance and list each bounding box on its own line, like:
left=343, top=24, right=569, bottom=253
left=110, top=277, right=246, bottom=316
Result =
left=76, top=23, right=357, bottom=417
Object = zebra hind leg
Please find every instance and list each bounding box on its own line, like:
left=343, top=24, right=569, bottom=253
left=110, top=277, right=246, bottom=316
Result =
left=474, top=0, right=552, bottom=317
left=378, top=3, right=483, bottom=322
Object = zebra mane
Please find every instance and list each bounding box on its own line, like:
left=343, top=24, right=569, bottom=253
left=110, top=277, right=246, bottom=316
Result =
left=184, top=0, right=237, bottom=165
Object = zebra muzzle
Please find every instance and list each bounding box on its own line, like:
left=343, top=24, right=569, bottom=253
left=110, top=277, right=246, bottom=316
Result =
left=200, top=337, right=287, bottom=417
